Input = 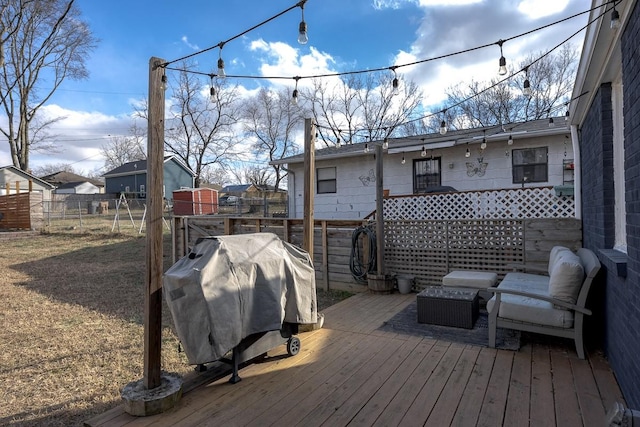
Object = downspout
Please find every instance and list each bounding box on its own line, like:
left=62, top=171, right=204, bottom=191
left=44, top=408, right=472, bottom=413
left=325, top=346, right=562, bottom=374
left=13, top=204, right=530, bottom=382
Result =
left=282, top=166, right=296, bottom=218
left=571, top=124, right=582, bottom=220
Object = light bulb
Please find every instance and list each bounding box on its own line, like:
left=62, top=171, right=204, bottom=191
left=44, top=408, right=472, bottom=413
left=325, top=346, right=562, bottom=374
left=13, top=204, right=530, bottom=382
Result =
left=611, top=8, right=620, bottom=29
left=161, top=74, right=168, bottom=91
left=565, top=110, right=570, bottom=121
left=508, top=135, right=513, bottom=145
left=383, top=138, right=389, bottom=150
left=210, top=86, right=216, bottom=101
left=421, top=146, right=427, bottom=157
left=292, top=89, right=299, bottom=105
left=523, top=79, right=531, bottom=98
left=401, top=155, right=406, bottom=165
left=465, top=148, right=470, bottom=158
left=480, top=139, right=487, bottom=150
left=298, top=21, right=308, bottom=44
left=498, top=56, right=507, bottom=76
left=392, top=77, right=399, bottom=94
left=440, top=120, right=447, bottom=135
left=217, top=58, right=226, bottom=78
left=364, top=143, right=369, bottom=153
left=549, top=117, right=555, bottom=127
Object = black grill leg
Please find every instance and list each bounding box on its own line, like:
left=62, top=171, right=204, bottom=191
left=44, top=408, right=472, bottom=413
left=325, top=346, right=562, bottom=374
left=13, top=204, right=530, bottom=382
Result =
left=229, top=347, right=242, bottom=384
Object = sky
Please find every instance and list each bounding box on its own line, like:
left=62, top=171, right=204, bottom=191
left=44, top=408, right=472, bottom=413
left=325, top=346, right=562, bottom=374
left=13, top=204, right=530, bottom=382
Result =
left=0, top=0, right=591, bottom=179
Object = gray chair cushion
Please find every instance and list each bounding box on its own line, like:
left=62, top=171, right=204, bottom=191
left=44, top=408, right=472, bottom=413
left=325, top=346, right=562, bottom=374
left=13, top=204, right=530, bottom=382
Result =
left=442, top=270, right=498, bottom=289
left=548, top=251, right=584, bottom=305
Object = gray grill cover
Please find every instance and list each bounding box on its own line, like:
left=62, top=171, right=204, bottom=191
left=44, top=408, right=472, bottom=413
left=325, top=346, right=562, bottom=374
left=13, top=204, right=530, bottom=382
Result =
left=164, top=233, right=317, bottom=365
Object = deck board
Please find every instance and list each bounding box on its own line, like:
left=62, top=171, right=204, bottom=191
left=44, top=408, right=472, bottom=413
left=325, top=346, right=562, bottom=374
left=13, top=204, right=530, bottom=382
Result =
left=85, top=292, right=626, bottom=427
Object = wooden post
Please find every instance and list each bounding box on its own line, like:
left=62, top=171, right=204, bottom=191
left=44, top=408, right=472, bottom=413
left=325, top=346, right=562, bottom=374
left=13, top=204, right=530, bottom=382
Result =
left=375, top=144, right=385, bottom=275
left=144, top=57, right=166, bottom=390
left=321, top=220, right=329, bottom=291
left=302, top=118, right=315, bottom=258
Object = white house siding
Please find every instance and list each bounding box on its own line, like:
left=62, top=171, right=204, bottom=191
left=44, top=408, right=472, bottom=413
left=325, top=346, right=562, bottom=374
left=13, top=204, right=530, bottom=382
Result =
left=55, top=182, right=100, bottom=194
left=288, top=132, right=570, bottom=219
left=0, top=168, right=53, bottom=200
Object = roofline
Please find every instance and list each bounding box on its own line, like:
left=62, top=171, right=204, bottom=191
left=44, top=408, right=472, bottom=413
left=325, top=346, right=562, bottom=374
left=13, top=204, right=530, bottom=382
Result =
left=103, top=155, right=196, bottom=178
left=0, top=165, right=55, bottom=189
left=271, top=121, right=570, bottom=166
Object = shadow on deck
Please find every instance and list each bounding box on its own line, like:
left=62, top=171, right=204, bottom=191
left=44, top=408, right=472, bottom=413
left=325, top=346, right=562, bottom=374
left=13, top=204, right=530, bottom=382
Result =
left=86, top=292, right=624, bottom=426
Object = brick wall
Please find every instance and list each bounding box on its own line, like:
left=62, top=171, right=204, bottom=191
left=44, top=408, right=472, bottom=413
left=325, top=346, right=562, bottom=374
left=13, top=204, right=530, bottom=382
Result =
left=580, top=0, right=640, bottom=409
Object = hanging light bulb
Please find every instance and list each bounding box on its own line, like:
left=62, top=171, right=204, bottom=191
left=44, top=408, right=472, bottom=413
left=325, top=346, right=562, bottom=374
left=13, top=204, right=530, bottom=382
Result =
left=611, top=5, right=620, bottom=29
left=480, top=138, right=487, bottom=150
left=421, top=146, right=427, bottom=157
left=392, top=77, right=399, bottom=94
left=401, top=154, right=406, bottom=165
left=565, top=110, right=570, bottom=121
left=549, top=117, right=555, bottom=127
left=160, top=73, right=168, bottom=91
left=465, top=148, right=471, bottom=158
left=291, top=89, right=299, bottom=105
left=440, top=120, right=447, bottom=135
left=209, top=75, right=216, bottom=101
left=522, top=66, right=531, bottom=98
left=364, top=143, right=370, bottom=153
left=217, top=57, right=226, bottom=78
left=383, top=138, right=389, bottom=150
left=298, top=3, right=308, bottom=44
left=508, top=134, right=513, bottom=145
left=497, top=40, right=507, bottom=76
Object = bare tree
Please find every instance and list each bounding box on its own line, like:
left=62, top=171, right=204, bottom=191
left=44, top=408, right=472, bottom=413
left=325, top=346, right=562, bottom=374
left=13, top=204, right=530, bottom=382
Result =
left=243, top=87, right=303, bottom=190
left=100, top=121, right=146, bottom=171
left=30, top=162, right=76, bottom=177
left=300, top=73, right=423, bottom=147
left=164, top=63, right=243, bottom=187
left=0, top=0, right=97, bottom=171
left=443, top=44, right=578, bottom=128
left=230, top=165, right=274, bottom=188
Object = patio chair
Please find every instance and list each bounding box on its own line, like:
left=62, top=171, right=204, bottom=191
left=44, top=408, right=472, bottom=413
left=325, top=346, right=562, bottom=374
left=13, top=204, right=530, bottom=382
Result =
left=487, top=247, right=601, bottom=359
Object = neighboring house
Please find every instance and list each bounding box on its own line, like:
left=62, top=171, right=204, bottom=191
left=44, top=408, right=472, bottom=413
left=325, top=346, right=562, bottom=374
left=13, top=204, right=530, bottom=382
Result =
left=272, top=117, right=572, bottom=219
left=569, top=0, right=640, bottom=409
left=220, top=184, right=259, bottom=198
left=40, top=171, right=104, bottom=194
left=0, top=165, right=54, bottom=200
left=103, top=156, right=195, bottom=200
left=53, top=181, right=101, bottom=194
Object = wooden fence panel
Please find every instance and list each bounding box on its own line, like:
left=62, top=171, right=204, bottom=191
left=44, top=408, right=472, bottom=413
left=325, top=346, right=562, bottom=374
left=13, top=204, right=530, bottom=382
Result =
left=172, top=216, right=581, bottom=292
left=0, top=193, right=36, bottom=230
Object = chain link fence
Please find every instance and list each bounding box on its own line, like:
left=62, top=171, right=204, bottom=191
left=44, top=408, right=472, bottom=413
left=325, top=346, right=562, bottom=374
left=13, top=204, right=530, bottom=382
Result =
left=41, top=196, right=288, bottom=234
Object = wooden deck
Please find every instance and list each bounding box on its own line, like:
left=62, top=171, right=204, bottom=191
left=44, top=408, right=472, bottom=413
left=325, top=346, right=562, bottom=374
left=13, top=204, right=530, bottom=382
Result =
left=87, top=292, right=624, bottom=427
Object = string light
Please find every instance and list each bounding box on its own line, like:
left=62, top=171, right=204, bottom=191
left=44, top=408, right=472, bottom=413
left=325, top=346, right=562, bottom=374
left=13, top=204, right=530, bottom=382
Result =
left=549, top=117, right=555, bottom=127
left=480, top=131, right=487, bottom=150
left=421, top=146, right=427, bottom=157
left=298, top=1, right=309, bottom=44
left=401, top=153, right=406, bottom=165
left=465, top=147, right=471, bottom=158
left=391, top=67, right=399, bottom=95
left=364, top=142, right=370, bottom=153
left=439, top=110, right=448, bottom=135
left=497, top=40, right=507, bottom=76
left=523, top=66, right=532, bottom=98
left=217, top=45, right=226, bottom=78
left=161, top=73, right=168, bottom=91
left=508, top=134, right=513, bottom=145
left=611, top=3, right=620, bottom=29
left=292, top=76, right=300, bottom=105
left=383, top=138, right=389, bottom=150
left=209, top=77, right=216, bottom=101
left=565, top=110, right=570, bottom=120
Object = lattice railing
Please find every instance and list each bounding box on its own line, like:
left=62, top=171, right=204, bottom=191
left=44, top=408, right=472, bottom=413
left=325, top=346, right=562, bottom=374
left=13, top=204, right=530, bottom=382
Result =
left=380, top=187, right=574, bottom=220
left=384, top=219, right=525, bottom=287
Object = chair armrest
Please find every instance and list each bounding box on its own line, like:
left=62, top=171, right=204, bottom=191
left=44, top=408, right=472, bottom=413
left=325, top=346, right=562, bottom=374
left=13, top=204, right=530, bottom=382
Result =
left=486, top=287, right=592, bottom=315
left=506, top=263, right=548, bottom=274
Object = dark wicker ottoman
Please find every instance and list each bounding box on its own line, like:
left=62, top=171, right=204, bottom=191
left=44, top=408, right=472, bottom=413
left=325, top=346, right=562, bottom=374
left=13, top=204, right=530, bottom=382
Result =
left=417, top=286, right=479, bottom=329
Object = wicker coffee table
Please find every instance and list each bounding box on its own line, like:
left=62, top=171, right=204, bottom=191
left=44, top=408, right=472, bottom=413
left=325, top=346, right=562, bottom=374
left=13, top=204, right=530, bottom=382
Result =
left=417, top=286, right=479, bottom=329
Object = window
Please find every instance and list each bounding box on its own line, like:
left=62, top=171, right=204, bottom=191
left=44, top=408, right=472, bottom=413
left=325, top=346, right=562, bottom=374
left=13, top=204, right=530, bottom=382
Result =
left=413, top=158, right=441, bottom=193
left=139, top=184, right=146, bottom=197
left=512, top=147, right=548, bottom=183
left=317, top=167, right=336, bottom=194
left=612, top=75, right=626, bottom=252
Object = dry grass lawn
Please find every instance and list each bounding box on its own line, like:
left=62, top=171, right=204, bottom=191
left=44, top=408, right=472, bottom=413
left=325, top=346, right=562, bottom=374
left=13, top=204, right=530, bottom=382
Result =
left=0, top=231, right=349, bottom=426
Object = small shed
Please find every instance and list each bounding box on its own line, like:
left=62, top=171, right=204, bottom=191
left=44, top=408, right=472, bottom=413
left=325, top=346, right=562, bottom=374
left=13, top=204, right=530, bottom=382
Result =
left=173, top=188, right=218, bottom=216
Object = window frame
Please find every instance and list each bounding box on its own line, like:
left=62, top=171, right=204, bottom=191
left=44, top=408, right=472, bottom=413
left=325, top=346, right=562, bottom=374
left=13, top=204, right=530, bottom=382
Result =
left=413, top=157, right=442, bottom=193
left=511, top=146, right=548, bottom=184
left=317, top=167, right=337, bottom=194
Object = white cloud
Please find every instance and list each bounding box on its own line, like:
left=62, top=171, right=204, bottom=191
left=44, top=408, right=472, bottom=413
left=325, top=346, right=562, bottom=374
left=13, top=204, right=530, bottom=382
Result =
left=181, top=36, right=199, bottom=51
left=517, top=0, right=570, bottom=19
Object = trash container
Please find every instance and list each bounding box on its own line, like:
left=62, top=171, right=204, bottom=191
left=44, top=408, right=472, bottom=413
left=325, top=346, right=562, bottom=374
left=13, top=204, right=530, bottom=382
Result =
left=87, top=201, right=98, bottom=214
